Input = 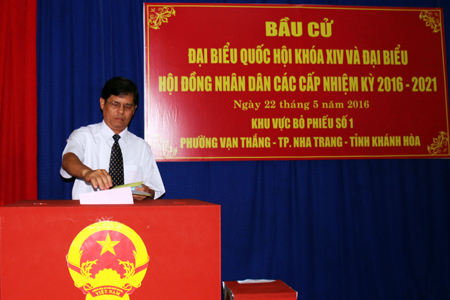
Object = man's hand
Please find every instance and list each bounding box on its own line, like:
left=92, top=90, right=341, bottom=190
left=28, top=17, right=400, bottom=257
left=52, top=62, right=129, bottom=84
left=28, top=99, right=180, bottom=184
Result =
left=62, top=153, right=112, bottom=190
left=62, top=153, right=155, bottom=197
left=82, top=169, right=113, bottom=190
left=133, top=184, right=155, bottom=201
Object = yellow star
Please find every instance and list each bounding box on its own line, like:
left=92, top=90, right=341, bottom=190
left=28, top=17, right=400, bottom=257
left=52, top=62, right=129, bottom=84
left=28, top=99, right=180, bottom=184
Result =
left=96, top=233, right=120, bottom=255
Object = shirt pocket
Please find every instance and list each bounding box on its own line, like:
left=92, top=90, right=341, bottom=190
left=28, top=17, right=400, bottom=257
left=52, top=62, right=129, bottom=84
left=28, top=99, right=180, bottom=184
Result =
left=124, top=164, right=144, bottom=184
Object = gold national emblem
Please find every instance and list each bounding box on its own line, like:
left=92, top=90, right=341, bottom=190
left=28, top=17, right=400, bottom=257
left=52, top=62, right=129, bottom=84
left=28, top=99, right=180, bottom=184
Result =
left=67, top=221, right=149, bottom=299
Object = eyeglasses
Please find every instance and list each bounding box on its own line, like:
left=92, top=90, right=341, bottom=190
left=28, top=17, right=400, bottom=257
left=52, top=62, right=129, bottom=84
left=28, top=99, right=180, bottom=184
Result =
left=106, top=100, right=136, bottom=112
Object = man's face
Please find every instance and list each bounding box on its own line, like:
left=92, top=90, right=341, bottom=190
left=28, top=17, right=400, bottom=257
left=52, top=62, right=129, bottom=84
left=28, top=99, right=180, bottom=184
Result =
left=100, top=94, right=136, bottom=134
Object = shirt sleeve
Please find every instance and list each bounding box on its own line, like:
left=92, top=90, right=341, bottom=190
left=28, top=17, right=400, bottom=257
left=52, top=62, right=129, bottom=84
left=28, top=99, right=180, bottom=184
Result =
left=60, top=129, right=87, bottom=179
left=141, top=143, right=165, bottom=199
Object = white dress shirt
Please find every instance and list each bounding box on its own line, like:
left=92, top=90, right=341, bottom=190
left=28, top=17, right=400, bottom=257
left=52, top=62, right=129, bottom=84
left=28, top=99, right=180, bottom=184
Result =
left=60, top=121, right=165, bottom=199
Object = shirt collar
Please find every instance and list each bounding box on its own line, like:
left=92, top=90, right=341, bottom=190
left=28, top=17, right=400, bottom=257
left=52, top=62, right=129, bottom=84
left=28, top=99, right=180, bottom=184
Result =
left=100, top=120, right=130, bottom=145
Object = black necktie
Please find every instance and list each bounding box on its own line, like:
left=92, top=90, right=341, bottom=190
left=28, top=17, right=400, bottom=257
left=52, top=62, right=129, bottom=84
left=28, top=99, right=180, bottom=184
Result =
left=109, top=134, right=124, bottom=187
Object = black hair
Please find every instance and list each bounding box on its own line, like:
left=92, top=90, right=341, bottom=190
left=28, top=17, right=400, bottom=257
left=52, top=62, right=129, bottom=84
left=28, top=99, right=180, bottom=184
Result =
left=101, top=77, right=139, bottom=106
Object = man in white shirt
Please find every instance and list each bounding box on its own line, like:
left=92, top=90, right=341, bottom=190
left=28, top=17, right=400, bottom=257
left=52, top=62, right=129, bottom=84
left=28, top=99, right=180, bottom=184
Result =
left=60, top=77, right=165, bottom=200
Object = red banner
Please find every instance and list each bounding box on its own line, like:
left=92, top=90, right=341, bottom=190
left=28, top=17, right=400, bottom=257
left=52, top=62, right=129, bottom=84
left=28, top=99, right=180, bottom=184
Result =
left=144, top=4, right=449, bottom=161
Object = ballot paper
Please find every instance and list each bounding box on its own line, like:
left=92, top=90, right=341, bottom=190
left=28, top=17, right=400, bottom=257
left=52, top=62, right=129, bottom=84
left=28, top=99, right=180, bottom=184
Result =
left=237, top=279, right=276, bottom=284
left=79, top=186, right=133, bottom=205
left=112, top=181, right=153, bottom=197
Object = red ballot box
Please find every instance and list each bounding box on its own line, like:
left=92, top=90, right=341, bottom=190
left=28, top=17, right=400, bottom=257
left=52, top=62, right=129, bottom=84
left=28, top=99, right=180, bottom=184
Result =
left=0, top=199, right=221, bottom=300
left=223, top=280, right=297, bottom=300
